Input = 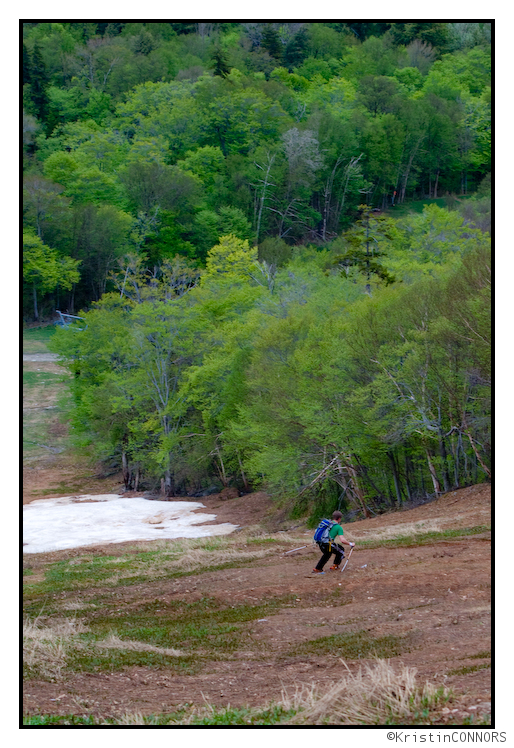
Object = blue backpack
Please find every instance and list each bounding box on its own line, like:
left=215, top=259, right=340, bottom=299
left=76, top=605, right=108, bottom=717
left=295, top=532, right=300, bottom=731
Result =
left=313, top=519, right=335, bottom=546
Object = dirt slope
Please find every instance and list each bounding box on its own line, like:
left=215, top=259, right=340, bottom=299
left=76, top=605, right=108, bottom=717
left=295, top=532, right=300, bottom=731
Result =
left=23, top=484, right=491, bottom=724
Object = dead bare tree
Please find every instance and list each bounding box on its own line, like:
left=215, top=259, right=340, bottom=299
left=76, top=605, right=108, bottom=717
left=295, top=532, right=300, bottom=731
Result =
left=253, top=151, right=277, bottom=244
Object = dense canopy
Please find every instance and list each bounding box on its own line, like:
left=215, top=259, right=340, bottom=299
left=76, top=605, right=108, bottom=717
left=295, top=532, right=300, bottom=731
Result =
left=23, top=22, right=491, bottom=517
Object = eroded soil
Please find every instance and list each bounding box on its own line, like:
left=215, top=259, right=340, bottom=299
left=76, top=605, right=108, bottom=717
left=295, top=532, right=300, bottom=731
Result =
left=23, top=482, right=491, bottom=724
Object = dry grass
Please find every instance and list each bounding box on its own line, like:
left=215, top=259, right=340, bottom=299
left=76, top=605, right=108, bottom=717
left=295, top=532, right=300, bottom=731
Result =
left=114, top=712, right=147, bottom=725
left=23, top=616, right=89, bottom=641
left=101, top=661, right=449, bottom=726
left=23, top=616, right=89, bottom=681
left=121, top=531, right=306, bottom=579
left=348, top=519, right=443, bottom=543
left=23, top=616, right=186, bottom=682
left=280, top=659, right=448, bottom=725
left=95, top=634, right=185, bottom=657
left=155, top=544, right=271, bottom=572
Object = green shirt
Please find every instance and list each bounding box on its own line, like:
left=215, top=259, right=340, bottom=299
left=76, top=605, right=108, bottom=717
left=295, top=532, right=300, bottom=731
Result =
left=329, top=523, right=343, bottom=540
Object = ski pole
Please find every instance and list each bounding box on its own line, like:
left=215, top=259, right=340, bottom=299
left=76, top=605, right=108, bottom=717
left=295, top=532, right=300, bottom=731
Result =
left=340, top=545, right=355, bottom=573
left=284, top=545, right=308, bottom=555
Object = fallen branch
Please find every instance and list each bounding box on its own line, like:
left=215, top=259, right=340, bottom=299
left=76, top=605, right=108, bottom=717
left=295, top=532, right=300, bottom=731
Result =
left=297, top=455, right=342, bottom=498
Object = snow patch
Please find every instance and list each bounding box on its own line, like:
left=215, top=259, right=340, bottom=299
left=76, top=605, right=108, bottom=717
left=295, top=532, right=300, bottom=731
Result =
left=23, top=494, right=237, bottom=553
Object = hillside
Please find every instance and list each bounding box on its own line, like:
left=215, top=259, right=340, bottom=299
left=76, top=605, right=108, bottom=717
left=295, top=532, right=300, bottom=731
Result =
left=23, top=482, right=491, bottom=726
left=23, top=325, right=491, bottom=725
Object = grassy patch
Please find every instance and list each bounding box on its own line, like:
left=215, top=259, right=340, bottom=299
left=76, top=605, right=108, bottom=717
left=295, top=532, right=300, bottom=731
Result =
left=23, top=590, right=297, bottom=679
left=83, top=594, right=294, bottom=657
left=23, top=704, right=295, bottom=726
left=447, top=663, right=491, bottom=677
left=288, top=629, right=409, bottom=660
left=355, top=525, right=490, bottom=549
left=23, top=534, right=300, bottom=598
left=23, top=714, right=102, bottom=726
left=458, top=713, right=492, bottom=726
left=246, top=536, right=282, bottom=545
left=467, top=650, right=491, bottom=660
left=23, top=325, right=56, bottom=353
left=66, top=647, right=201, bottom=675
left=23, top=371, right=63, bottom=387
left=385, top=195, right=473, bottom=219
left=186, top=704, right=294, bottom=725
left=23, top=363, right=72, bottom=463
left=24, top=557, right=260, bottom=597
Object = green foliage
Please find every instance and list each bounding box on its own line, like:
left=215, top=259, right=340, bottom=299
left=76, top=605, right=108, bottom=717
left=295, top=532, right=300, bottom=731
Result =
left=43, top=150, right=79, bottom=185
left=210, top=46, right=230, bottom=77
left=261, top=24, right=283, bottom=61
left=193, top=208, right=252, bottom=259
left=23, top=230, right=80, bottom=320
left=290, top=629, right=409, bottom=659
left=332, top=205, right=398, bottom=287
left=389, top=23, right=450, bottom=51
left=203, top=234, right=258, bottom=281
left=24, top=22, right=490, bottom=319
left=26, top=23, right=490, bottom=505
left=51, top=206, right=490, bottom=502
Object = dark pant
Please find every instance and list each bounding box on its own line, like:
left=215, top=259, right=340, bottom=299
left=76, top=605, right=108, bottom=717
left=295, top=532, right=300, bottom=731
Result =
left=315, top=542, right=344, bottom=571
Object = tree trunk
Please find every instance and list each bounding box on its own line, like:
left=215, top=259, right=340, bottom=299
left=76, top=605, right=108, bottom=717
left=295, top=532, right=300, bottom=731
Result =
left=400, top=135, right=424, bottom=203
left=237, top=451, right=249, bottom=492
left=323, top=154, right=343, bottom=240
left=451, top=433, right=460, bottom=488
left=353, top=454, right=385, bottom=500
left=163, top=469, right=173, bottom=497
left=420, top=465, right=426, bottom=497
left=403, top=449, right=413, bottom=501
left=122, top=449, right=130, bottom=489
left=213, top=445, right=228, bottom=487
left=255, top=153, right=275, bottom=245
left=438, top=430, right=451, bottom=492
left=33, top=281, right=39, bottom=321
left=465, top=429, right=491, bottom=478
left=333, top=155, right=363, bottom=231
left=346, top=458, right=372, bottom=518
left=388, top=450, right=403, bottom=508
left=333, top=456, right=370, bottom=516
left=387, top=480, right=395, bottom=508
left=433, top=169, right=440, bottom=199
left=425, top=447, right=441, bottom=495
left=462, top=433, right=469, bottom=483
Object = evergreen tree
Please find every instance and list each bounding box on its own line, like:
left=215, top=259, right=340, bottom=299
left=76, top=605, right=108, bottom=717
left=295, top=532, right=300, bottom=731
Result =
left=29, top=43, right=50, bottom=123
left=389, top=22, right=450, bottom=51
left=210, top=46, right=230, bottom=78
left=261, top=24, right=282, bottom=61
left=283, top=27, right=309, bottom=69
left=332, top=205, right=397, bottom=291
left=23, top=43, right=31, bottom=85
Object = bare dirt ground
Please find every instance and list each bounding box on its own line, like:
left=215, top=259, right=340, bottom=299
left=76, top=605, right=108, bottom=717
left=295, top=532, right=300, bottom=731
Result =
left=23, top=355, right=123, bottom=505
left=23, top=481, right=491, bottom=724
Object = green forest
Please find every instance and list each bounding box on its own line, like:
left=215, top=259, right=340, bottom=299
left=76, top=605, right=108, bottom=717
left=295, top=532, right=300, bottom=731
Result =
left=22, top=21, right=491, bottom=517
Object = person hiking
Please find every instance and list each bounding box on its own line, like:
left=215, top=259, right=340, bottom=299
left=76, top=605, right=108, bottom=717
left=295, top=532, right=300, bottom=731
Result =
left=313, top=510, right=355, bottom=573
